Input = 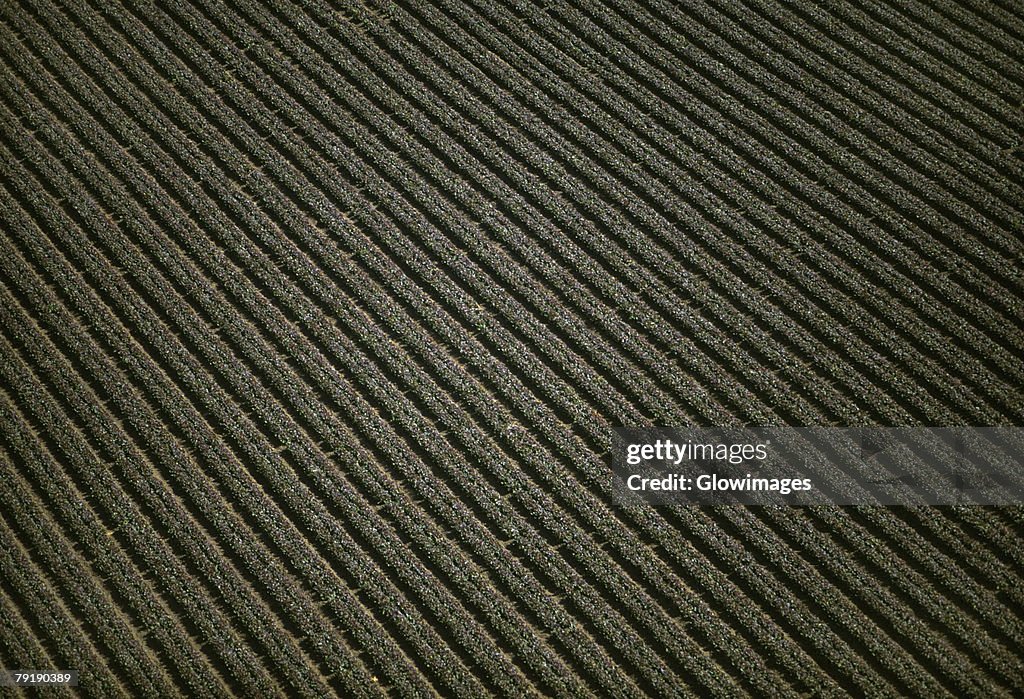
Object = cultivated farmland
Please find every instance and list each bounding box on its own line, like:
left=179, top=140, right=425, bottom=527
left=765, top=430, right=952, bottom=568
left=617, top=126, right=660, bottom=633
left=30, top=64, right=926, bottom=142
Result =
left=0, top=0, right=1022, bottom=696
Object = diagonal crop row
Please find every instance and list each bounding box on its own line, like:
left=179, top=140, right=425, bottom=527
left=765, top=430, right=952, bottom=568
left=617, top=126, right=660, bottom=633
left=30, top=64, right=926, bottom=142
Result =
left=0, top=454, right=177, bottom=697
left=134, top=0, right=1024, bottom=687
left=0, top=50, right=679, bottom=699
left=66, top=2, right=1024, bottom=695
left=0, top=262, right=298, bottom=699
left=468, top=0, right=1024, bottom=382
left=2, top=2, right=1021, bottom=698
left=0, top=391, right=234, bottom=698
left=356, top=0, right=1019, bottom=431
left=887, top=0, right=1024, bottom=72
left=94, top=4, right=847, bottom=695
left=792, top=508, right=1024, bottom=689
left=4, top=4, right=749, bottom=695
left=276, top=0, right=1019, bottom=431
left=101, top=6, right=913, bottom=695
left=0, top=162, right=439, bottom=697
left=0, top=573, right=77, bottom=699
left=182, top=0, right=1024, bottom=671
left=4, top=4, right=774, bottom=695
left=822, top=0, right=1024, bottom=102
left=0, top=20, right=622, bottom=695
left=607, top=0, right=1024, bottom=233
left=457, top=0, right=1023, bottom=352
left=0, top=34, right=552, bottom=699
left=0, top=509, right=126, bottom=697
left=0, top=169, right=382, bottom=696
left=727, top=506, right=1021, bottom=696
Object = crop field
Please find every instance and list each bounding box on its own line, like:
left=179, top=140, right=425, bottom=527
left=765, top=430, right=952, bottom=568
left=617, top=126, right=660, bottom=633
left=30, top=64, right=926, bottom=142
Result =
left=0, top=0, right=1021, bottom=695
